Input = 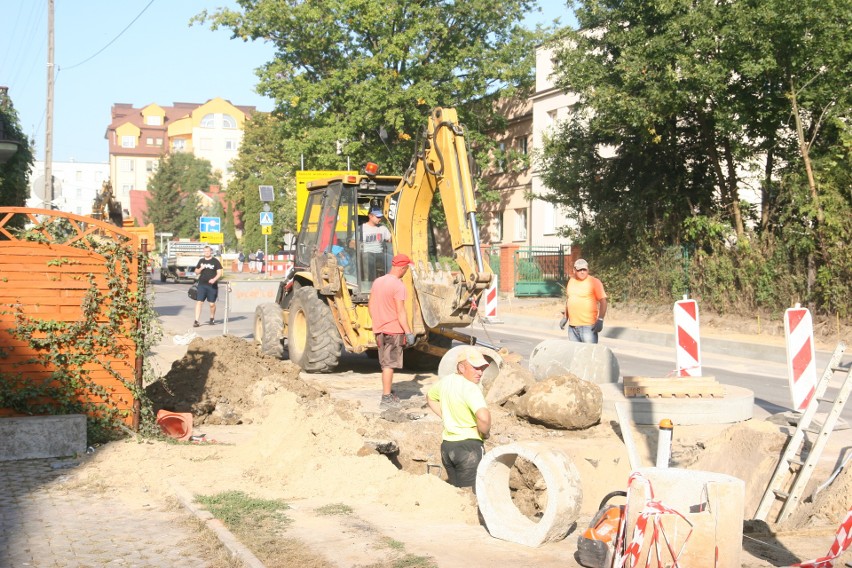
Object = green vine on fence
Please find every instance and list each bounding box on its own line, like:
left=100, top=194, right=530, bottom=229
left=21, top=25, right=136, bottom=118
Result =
left=0, top=218, right=162, bottom=444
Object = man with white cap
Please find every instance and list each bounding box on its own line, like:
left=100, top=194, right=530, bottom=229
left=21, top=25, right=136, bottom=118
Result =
left=563, top=258, right=608, bottom=343
left=426, top=346, right=492, bottom=490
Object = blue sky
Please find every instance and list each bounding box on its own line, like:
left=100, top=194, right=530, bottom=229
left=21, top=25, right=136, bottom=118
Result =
left=2, top=0, right=571, bottom=164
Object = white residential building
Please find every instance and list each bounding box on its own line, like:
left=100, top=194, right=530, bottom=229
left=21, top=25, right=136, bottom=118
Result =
left=27, top=160, right=110, bottom=217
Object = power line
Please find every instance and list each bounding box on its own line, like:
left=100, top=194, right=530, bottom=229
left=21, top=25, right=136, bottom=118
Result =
left=60, top=0, right=156, bottom=71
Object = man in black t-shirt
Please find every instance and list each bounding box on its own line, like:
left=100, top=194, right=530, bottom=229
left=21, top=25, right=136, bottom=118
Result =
left=194, top=246, right=223, bottom=327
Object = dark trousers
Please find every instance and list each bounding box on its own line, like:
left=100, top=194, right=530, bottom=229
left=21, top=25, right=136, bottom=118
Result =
left=440, top=439, right=485, bottom=490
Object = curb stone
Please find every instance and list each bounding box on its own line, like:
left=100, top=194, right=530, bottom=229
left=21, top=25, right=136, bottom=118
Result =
left=168, top=480, right=267, bottom=568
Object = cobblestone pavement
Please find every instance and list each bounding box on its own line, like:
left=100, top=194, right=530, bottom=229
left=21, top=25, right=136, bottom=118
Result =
left=0, top=459, right=212, bottom=568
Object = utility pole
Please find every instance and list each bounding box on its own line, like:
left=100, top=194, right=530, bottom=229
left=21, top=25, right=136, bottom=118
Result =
left=44, top=0, right=55, bottom=206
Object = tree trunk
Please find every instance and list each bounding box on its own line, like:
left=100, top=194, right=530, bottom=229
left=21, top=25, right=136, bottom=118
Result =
left=761, top=145, right=775, bottom=232
left=790, top=78, right=824, bottom=224
left=723, top=139, right=745, bottom=236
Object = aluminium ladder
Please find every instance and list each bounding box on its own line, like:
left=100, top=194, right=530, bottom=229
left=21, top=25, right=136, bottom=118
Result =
left=754, top=341, right=851, bottom=523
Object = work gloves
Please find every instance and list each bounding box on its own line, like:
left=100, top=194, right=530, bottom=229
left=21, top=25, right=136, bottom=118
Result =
left=592, top=319, right=604, bottom=333
left=405, top=333, right=416, bottom=346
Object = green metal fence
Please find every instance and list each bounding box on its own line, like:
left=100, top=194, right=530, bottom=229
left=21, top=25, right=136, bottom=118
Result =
left=514, top=246, right=569, bottom=297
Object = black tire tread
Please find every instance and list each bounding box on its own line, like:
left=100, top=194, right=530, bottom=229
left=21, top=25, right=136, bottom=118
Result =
left=288, top=287, right=342, bottom=373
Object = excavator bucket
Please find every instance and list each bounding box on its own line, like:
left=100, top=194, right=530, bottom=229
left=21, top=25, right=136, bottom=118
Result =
left=410, top=260, right=477, bottom=329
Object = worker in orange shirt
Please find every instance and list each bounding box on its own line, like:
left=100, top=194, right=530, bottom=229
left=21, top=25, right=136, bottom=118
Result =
left=561, top=258, right=608, bottom=343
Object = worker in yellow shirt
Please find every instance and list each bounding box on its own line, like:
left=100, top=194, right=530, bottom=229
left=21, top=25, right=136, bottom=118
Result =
left=426, top=347, right=491, bottom=491
left=562, top=258, right=608, bottom=343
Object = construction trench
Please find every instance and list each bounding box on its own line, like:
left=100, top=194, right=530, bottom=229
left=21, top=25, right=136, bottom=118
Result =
left=141, top=334, right=852, bottom=567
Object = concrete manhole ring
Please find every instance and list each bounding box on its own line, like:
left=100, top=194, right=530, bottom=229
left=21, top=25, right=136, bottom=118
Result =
left=475, top=441, right=582, bottom=547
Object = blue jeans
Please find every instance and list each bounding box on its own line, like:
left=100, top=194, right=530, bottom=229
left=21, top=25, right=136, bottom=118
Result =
left=568, top=325, right=598, bottom=344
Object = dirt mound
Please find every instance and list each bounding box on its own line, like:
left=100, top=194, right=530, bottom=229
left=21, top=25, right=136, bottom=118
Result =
left=145, top=335, right=321, bottom=425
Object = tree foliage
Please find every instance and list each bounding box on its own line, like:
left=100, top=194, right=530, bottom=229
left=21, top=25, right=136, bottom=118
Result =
left=0, top=90, right=34, bottom=226
left=539, top=0, right=850, bottom=314
left=224, top=112, right=298, bottom=255
left=195, top=0, right=544, bottom=177
left=144, top=153, right=217, bottom=239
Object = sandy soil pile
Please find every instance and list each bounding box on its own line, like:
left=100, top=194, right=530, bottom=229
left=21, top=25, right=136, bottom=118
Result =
left=145, top=335, right=321, bottom=424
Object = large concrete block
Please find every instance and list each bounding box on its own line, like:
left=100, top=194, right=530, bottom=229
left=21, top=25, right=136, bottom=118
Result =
left=529, top=339, right=620, bottom=384
left=0, top=415, right=87, bottom=461
left=624, top=467, right=745, bottom=567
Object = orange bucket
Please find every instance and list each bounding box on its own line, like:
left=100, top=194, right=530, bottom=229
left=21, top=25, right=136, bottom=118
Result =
left=155, top=409, right=193, bottom=441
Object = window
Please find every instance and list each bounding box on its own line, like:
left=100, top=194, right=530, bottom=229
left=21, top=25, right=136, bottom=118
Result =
left=146, top=137, right=154, bottom=145
left=491, top=212, right=503, bottom=243
left=516, top=136, right=528, bottom=155
left=173, top=139, right=186, bottom=151
left=515, top=208, right=527, bottom=241
left=122, top=184, right=133, bottom=192
left=497, top=141, right=506, bottom=173
left=200, top=138, right=212, bottom=150
left=155, top=138, right=163, bottom=146
left=146, top=160, right=158, bottom=173
left=542, top=202, right=557, bottom=235
left=75, top=170, right=83, bottom=181
left=222, top=114, right=237, bottom=128
left=121, top=135, right=136, bottom=148
left=224, top=139, right=238, bottom=150
left=119, top=159, right=134, bottom=172
left=145, top=115, right=162, bottom=126
left=201, top=113, right=215, bottom=128
left=76, top=188, right=82, bottom=198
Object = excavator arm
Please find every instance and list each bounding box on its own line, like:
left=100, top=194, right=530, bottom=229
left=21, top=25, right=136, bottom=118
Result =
left=387, top=107, right=492, bottom=331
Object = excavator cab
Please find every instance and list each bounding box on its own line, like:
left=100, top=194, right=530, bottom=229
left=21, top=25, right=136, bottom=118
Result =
left=295, top=172, right=400, bottom=300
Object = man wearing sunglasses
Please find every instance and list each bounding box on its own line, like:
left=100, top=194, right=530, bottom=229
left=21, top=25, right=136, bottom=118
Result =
left=562, top=258, right=608, bottom=343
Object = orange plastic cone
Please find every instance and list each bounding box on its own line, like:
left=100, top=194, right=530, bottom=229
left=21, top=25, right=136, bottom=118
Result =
left=155, top=409, right=193, bottom=441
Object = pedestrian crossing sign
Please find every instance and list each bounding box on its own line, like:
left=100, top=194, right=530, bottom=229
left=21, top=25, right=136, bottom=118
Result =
left=260, top=211, right=274, bottom=226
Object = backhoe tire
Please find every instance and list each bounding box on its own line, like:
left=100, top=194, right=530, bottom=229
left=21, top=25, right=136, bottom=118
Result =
left=254, top=303, right=285, bottom=359
left=287, top=286, right=342, bottom=373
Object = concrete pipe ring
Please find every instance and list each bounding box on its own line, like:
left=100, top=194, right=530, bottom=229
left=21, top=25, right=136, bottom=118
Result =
left=438, top=344, right=504, bottom=385
left=475, top=441, right=583, bottom=547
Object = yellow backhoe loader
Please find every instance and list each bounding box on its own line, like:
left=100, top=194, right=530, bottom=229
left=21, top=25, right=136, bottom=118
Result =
left=253, top=107, right=494, bottom=372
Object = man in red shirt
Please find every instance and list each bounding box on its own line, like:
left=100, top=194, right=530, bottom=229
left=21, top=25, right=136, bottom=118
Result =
left=563, top=258, right=608, bottom=343
left=368, top=253, right=416, bottom=409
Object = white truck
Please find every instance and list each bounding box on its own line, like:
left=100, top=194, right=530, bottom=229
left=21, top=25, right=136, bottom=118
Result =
left=160, top=241, right=219, bottom=283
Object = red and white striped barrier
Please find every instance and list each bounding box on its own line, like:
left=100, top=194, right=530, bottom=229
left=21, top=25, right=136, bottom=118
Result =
left=266, top=255, right=294, bottom=275
left=784, top=304, right=817, bottom=411
left=674, top=296, right=702, bottom=377
left=481, top=274, right=502, bottom=323
left=613, top=472, right=694, bottom=568
left=793, top=504, right=852, bottom=568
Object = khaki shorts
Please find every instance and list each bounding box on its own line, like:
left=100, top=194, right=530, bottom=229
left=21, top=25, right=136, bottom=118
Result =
left=376, top=333, right=404, bottom=369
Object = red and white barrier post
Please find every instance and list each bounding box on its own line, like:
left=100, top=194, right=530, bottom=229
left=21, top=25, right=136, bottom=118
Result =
left=481, top=274, right=502, bottom=324
left=674, top=295, right=702, bottom=377
left=784, top=303, right=818, bottom=412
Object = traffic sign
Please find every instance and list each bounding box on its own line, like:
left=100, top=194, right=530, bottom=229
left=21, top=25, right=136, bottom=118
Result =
left=200, top=232, right=224, bottom=244
left=261, top=225, right=272, bottom=235
left=259, top=211, right=274, bottom=226
left=200, top=216, right=221, bottom=233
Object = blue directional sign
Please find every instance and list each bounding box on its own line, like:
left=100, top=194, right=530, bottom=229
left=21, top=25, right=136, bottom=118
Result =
left=259, top=211, right=274, bottom=226
left=200, top=216, right=221, bottom=233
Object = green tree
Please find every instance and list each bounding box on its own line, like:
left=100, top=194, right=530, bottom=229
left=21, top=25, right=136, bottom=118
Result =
left=225, top=112, right=297, bottom=255
left=144, top=153, right=217, bottom=238
left=195, top=0, right=545, bottom=176
left=0, top=89, right=34, bottom=225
